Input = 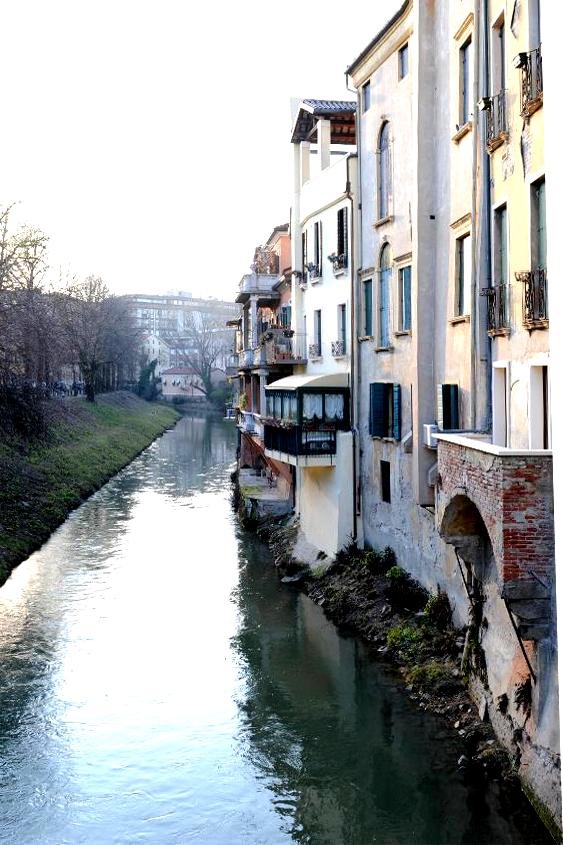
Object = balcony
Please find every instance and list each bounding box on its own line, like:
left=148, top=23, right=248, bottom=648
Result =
left=485, top=91, right=508, bottom=151
left=264, top=423, right=337, bottom=466
left=236, top=273, right=281, bottom=305
left=331, top=339, right=346, bottom=358
left=481, top=284, right=510, bottom=336
left=226, top=354, right=240, bottom=376
left=261, top=330, right=308, bottom=366
left=516, top=268, right=548, bottom=330
left=308, top=343, right=321, bottom=359
left=328, top=253, right=347, bottom=274
left=238, top=349, right=254, bottom=369
left=238, top=410, right=256, bottom=434
left=515, top=46, right=543, bottom=117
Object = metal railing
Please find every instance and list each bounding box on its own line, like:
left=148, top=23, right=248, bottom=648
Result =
left=518, top=46, right=543, bottom=115
left=331, top=339, right=346, bottom=357
left=238, top=349, right=254, bottom=368
left=264, top=331, right=307, bottom=364
left=264, top=424, right=337, bottom=457
left=308, top=343, right=321, bottom=358
left=481, top=284, right=509, bottom=333
left=486, top=90, right=508, bottom=148
left=516, top=268, right=548, bottom=328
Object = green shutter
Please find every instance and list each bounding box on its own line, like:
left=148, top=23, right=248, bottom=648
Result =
left=369, top=382, right=387, bottom=437
left=392, top=384, right=401, bottom=440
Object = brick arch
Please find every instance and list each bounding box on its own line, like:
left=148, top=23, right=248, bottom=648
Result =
left=438, top=489, right=497, bottom=584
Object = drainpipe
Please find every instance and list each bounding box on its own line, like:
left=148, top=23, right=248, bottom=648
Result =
left=346, top=152, right=358, bottom=542
left=469, top=0, right=481, bottom=431
left=482, top=0, right=493, bottom=433
left=347, top=69, right=362, bottom=542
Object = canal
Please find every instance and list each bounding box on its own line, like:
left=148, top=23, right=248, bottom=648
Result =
left=0, top=415, right=551, bottom=844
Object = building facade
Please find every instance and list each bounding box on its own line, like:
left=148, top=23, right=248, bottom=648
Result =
left=348, top=0, right=557, bottom=824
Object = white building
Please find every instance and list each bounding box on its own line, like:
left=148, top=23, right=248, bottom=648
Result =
left=264, top=99, right=358, bottom=557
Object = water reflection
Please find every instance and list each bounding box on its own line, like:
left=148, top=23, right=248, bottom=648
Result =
left=0, top=413, right=550, bottom=844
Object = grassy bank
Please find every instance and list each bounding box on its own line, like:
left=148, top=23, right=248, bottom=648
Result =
left=0, top=392, right=179, bottom=585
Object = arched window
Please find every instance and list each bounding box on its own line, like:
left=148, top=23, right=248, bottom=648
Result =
left=379, top=244, right=392, bottom=348
left=377, top=122, right=391, bottom=220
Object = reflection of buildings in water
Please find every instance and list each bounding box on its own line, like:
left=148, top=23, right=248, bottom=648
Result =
left=231, top=538, right=539, bottom=844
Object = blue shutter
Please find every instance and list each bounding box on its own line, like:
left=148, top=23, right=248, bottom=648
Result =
left=392, top=384, right=401, bottom=441
left=369, top=383, right=387, bottom=437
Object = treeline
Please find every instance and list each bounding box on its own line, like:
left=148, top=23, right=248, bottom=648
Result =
left=0, top=204, right=140, bottom=436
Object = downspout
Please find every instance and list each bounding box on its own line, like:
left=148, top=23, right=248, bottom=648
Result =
left=471, top=0, right=493, bottom=431
left=482, top=0, right=493, bottom=433
left=346, top=151, right=358, bottom=542
left=470, top=0, right=481, bottom=430
left=347, top=70, right=362, bottom=542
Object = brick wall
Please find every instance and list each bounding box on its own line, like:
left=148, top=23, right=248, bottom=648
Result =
left=436, top=440, right=554, bottom=584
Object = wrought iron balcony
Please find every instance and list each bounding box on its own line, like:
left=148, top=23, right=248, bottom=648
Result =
left=328, top=253, right=347, bottom=273
left=305, top=262, right=321, bottom=281
left=264, top=423, right=337, bottom=457
left=515, top=46, right=543, bottom=116
left=308, top=343, right=321, bottom=359
left=485, top=91, right=508, bottom=151
left=481, top=284, right=509, bottom=335
left=331, top=339, right=346, bottom=357
left=516, top=268, right=548, bottom=329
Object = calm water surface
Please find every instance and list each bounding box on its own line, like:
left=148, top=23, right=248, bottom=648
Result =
left=0, top=415, right=551, bottom=844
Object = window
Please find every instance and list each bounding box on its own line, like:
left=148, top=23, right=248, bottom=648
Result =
left=302, top=230, right=308, bottom=275
left=314, top=309, right=322, bottom=353
left=529, top=365, right=550, bottom=448
left=437, top=384, right=459, bottom=430
left=379, top=244, right=392, bottom=347
left=377, top=122, right=392, bottom=220
left=456, top=233, right=472, bottom=315
left=460, top=37, right=473, bottom=125
left=494, top=205, right=507, bottom=286
left=363, top=279, right=373, bottom=336
left=398, top=266, right=412, bottom=331
left=492, top=18, right=505, bottom=92
left=362, top=80, right=371, bottom=112
left=531, top=178, right=546, bottom=270
left=398, top=43, right=409, bottom=79
left=493, top=365, right=508, bottom=446
left=338, top=303, right=347, bottom=354
left=313, top=221, right=322, bottom=275
left=369, top=382, right=401, bottom=440
left=336, top=207, right=348, bottom=267
left=380, top=461, right=391, bottom=503
left=280, top=304, right=291, bottom=328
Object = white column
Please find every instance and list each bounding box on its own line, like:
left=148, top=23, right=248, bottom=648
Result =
left=250, top=296, right=258, bottom=348
left=300, top=141, right=310, bottom=185
left=318, top=119, right=331, bottom=170
left=258, top=371, right=267, bottom=416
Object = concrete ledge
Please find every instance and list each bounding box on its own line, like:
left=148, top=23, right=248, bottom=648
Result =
left=435, top=433, right=553, bottom=458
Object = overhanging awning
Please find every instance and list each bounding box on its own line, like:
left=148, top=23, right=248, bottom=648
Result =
left=266, top=373, right=349, bottom=391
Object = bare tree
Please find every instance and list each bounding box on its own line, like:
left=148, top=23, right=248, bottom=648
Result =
left=58, top=276, right=138, bottom=401
left=180, top=310, right=231, bottom=400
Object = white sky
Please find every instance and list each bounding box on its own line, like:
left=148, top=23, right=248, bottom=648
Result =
left=3, top=1, right=396, bottom=302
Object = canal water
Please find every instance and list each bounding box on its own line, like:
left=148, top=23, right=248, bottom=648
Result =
left=0, top=415, right=551, bottom=844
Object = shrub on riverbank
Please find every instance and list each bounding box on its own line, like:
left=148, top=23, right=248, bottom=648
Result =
left=0, top=392, right=179, bottom=585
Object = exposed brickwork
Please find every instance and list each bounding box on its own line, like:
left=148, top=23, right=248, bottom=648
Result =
left=436, top=440, right=554, bottom=584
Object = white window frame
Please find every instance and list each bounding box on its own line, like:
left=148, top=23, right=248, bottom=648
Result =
left=492, top=361, right=510, bottom=447
left=529, top=357, right=551, bottom=449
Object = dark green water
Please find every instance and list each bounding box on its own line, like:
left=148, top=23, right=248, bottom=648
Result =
left=0, top=415, right=551, bottom=844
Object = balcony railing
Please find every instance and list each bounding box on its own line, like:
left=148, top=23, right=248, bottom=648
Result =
left=331, top=339, right=346, bottom=357
left=239, top=410, right=256, bottom=433
left=263, top=331, right=307, bottom=365
left=238, top=349, right=254, bottom=369
left=516, top=268, right=548, bottom=329
left=481, top=284, right=509, bottom=335
left=485, top=90, right=508, bottom=150
left=264, top=424, right=337, bottom=457
left=517, top=46, right=543, bottom=116
left=328, top=254, right=347, bottom=273
left=308, top=343, right=321, bottom=359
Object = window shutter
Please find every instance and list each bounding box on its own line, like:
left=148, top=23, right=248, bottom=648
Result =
left=369, top=382, right=387, bottom=437
left=437, top=384, right=459, bottom=430
left=392, top=383, right=401, bottom=440
left=343, top=207, right=348, bottom=265
left=319, top=221, right=323, bottom=272
left=337, top=209, right=343, bottom=257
